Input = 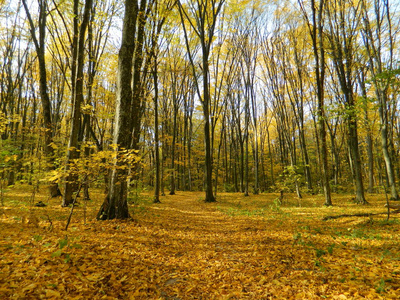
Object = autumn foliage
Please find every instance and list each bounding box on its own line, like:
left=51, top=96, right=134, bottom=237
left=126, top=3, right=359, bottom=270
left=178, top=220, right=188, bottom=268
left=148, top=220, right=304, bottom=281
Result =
left=0, top=185, right=399, bottom=299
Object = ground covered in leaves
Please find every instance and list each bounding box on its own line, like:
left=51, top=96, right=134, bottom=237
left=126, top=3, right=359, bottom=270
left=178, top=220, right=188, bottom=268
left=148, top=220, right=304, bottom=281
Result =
left=0, top=185, right=399, bottom=299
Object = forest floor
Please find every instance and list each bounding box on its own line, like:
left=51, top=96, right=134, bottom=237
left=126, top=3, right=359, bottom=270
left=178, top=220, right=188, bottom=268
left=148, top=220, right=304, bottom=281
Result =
left=0, top=185, right=399, bottom=299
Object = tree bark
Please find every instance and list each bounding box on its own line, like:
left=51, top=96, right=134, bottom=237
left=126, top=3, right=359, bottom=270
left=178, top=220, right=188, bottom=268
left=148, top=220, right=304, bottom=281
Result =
left=325, top=0, right=366, bottom=204
left=22, top=0, right=61, bottom=197
left=63, top=0, right=93, bottom=207
left=360, top=0, right=398, bottom=199
left=299, top=0, right=331, bottom=205
left=97, top=0, right=138, bottom=220
left=177, top=0, right=225, bottom=203
left=152, top=38, right=160, bottom=203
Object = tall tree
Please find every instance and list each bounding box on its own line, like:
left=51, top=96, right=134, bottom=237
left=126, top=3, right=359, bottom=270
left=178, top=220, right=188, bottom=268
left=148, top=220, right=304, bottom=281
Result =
left=361, top=0, right=398, bottom=200
left=150, top=0, right=174, bottom=202
left=299, top=0, right=332, bottom=205
left=63, top=0, right=93, bottom=207
left=97, top=0, right=139, bottom=220
left=177, top=0, right=225, bottom=202
left=325, top=0, right=367, bottom=204
left=22, top=0, right=61, bottom=196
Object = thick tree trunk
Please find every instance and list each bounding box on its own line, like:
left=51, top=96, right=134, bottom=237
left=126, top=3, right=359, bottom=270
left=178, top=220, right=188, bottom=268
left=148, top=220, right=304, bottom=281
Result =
left=130, top=0, right=148, bottom=150
left=97, top=0, right=138, bottom=220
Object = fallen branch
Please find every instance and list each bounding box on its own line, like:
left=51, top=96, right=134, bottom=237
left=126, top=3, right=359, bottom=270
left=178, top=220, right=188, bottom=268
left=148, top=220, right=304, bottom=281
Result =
left=384, top=203, right=400, bottom=210
left=65, top=176, right=86, bottom=231
left=322, top=210, right=400, bottom=221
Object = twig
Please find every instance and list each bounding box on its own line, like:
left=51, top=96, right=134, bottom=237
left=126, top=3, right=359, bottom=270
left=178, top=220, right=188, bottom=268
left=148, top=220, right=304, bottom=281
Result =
left=384, top=184, right=390, bottom=221
left=0, top=179, right=5, bottom=206
left=45, top=214, right=53, bottom=231
left=322, top=211, right=399, bottom=221
left=65, top=176, right=86, bottom=231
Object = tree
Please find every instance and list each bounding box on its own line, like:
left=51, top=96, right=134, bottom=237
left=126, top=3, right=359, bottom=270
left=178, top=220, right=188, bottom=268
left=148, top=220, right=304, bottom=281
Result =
left=360, top=0, right=398, bottom=200
left=22, top=0, right=61, bottom=197
left=235, top=8, right=260, bottom=196
left=177, top=0, right=225, bottom=202
left=325, top=0, right=367, bottom=204
left=150, top=0, right=174, bottom=202
left=299, top=0, right=332, bottom=205
left=97, top=0, right=139, bottom=220
left=63, top=0, right=93, bottom=207
left=152, top=49, right=161, bottom=203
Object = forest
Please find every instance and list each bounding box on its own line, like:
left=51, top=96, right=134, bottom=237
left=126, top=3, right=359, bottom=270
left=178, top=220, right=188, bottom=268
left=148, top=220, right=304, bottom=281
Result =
left=0, top=0, right=400, bottom=298
left=0, top=0, right=400, bottom=213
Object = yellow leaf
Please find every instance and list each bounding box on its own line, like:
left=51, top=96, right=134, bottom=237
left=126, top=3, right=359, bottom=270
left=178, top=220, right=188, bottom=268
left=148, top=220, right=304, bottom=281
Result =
left=22, top=283, right=37, bottom=292
left=86, top=273, right=102, bottom=281
left=45, top=289, right=61, bottom=298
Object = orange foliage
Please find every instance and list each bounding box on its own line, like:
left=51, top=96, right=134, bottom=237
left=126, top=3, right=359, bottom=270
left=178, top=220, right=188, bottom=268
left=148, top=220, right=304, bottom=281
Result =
left=0, top=186, right=399, bottom=299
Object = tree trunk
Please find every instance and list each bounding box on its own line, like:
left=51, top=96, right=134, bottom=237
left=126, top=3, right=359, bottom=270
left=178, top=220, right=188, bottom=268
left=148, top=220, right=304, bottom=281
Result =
left=153, top=52, right=160, bottom=203
left=380, top=105, right=398, bottom=199
left=169, top=103, right=177, bottom=195
left=22, top=0, right=61, bottom=197
left=130, top=0, right=148, bottom=150
left=348, top=116, right=367, bottom=204
left=177, top=0, right=224, bottom=203
left=203, top=77, right=215, bottom=202
left=63, top=0, right=93, bottom=207
left=360, top=0, right=397, bottom=199
left=299, top=0, right=331, bottom=205
left=358, top=71, right=374, bottom=193
left=97, top=0, right=138, bottom=220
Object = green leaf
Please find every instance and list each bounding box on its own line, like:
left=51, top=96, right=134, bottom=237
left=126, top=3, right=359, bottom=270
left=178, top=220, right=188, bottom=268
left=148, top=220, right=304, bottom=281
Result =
left=52, top=250, right=62, bottom=257
left=33, top=235, right=42, bottom=242
left=59, top=239, right=68, bottom=250
left=71, top=243, right=82, bottom=249
left=64, top=254, right=71, bottom=263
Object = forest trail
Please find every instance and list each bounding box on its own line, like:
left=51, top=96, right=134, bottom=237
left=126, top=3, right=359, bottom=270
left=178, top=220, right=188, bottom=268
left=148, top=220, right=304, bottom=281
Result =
left=0, top=188, right=399, bottom=299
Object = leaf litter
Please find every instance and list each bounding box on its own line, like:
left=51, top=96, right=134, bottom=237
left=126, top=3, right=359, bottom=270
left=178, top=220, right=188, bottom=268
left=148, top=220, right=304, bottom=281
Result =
left=0, top=186, right=399, bottom=299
